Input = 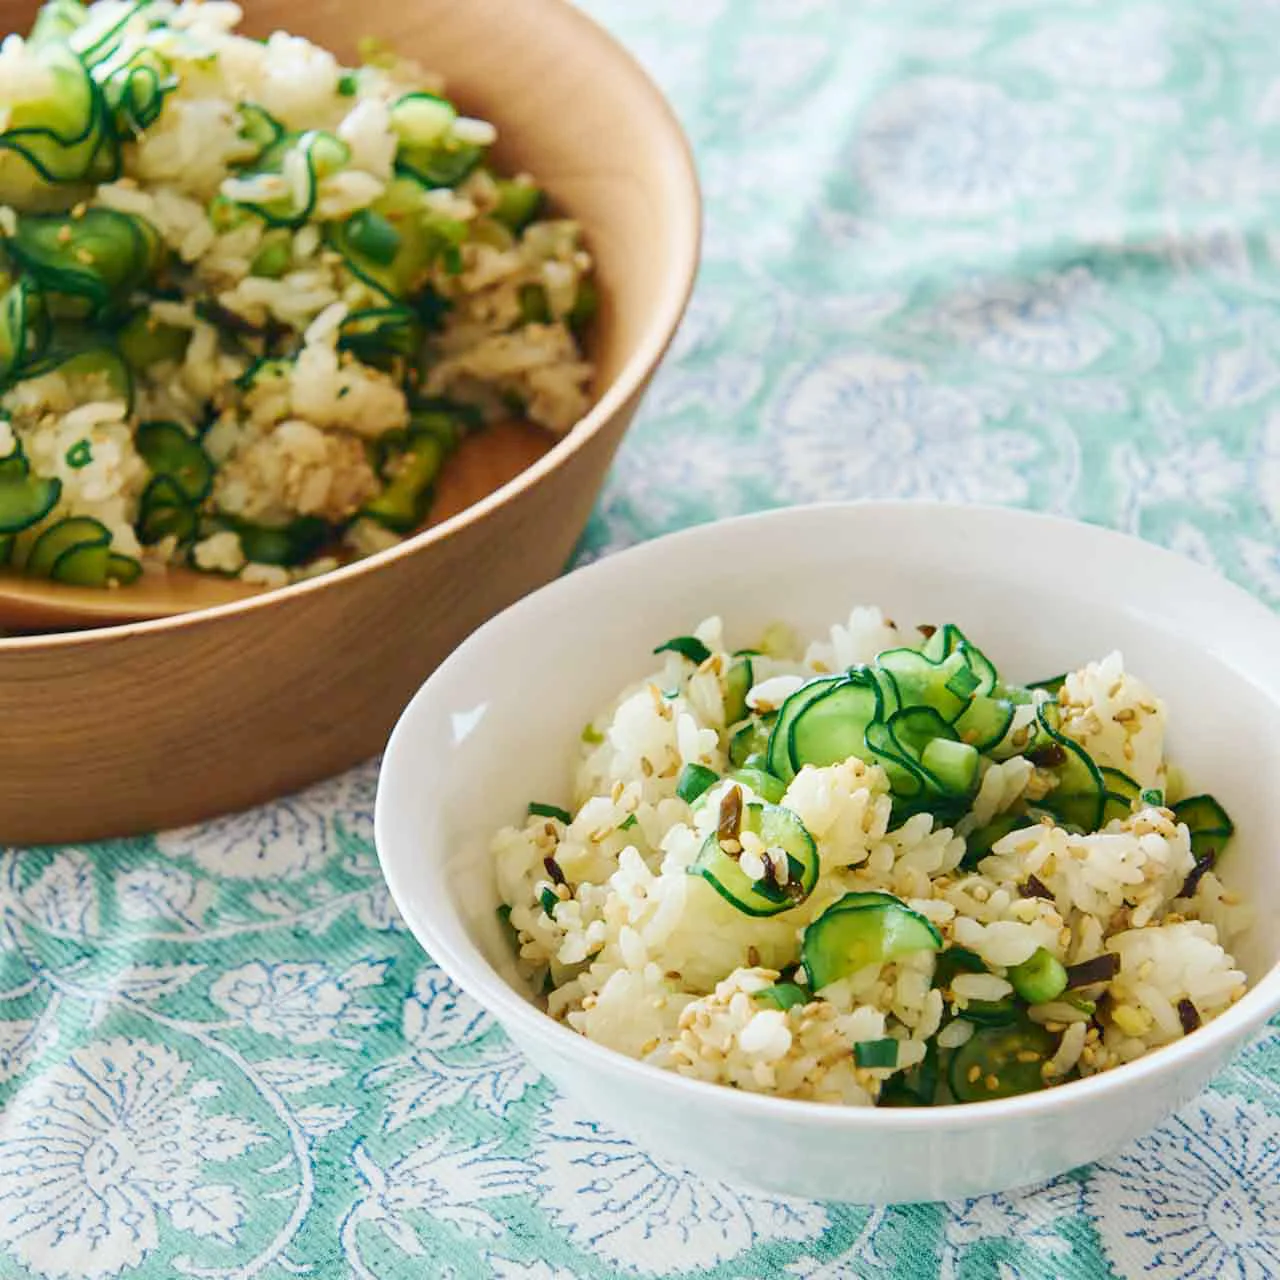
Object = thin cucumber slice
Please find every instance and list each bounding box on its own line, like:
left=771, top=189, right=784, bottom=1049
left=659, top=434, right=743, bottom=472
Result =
left=690, top=801, right=818, bottom=917
left=100, top=46, right=177, bottom=137
left=729, top=714, right=774, bottom=768
left=948, top=1020, right=1057, bottom=1102
left=10, top=208, right=161, bottom=314
left=337, top=305, right=423, bottom=365
left=0, top=278, right=44, bottom=385
left=1029, top=702, right=1106, bottom=833
left=327, top=175, right=454, bottom=308
left=876, top=646, right=972, bottom=723
left=0, top=38, right=103, bottom=189
left=726, top=767, right=786, bottom=805
left=1028, top=673, right=1067, bottom=697
left=953, top=693, right=1016, bottom=752
left=51, top=541, right=140, bottom=587
left=920, top=624, right=998, bottom=696
left=0, top=468, right=60, bottom=534
left=802, top=893, right=942, bottom=990
left=136, top=474, right=196, bottom=546
left=1172, top=794, right=1234, bottom=859
left=117, top=310, right=191, bottom=369
left=20, top=344, right=134, bottom=412
left=932, top=945, right=1017, bottom=1024
left=766, top=674, right=859, bottom=783
left=219, top=516, right=330, bottom=568
left=786, top=669, right=883, bottom=778
left=960, top=811, right=1023, bottom=870
left=1100, top=767, right=1140, bottom=824
left=391, top=93, right=485, bottom=188
left=25, top=514, right=108, bottom=577
left=236, top=102, right=285, bottom=157
left=232, top=129, right=349, bottom=227
left=135, top=421, right=213, bottom=503
left=723, top=655, right=753, bottom=725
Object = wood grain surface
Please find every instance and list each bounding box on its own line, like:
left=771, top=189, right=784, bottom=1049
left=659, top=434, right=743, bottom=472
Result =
left=0, top=0, right=700, bottom=842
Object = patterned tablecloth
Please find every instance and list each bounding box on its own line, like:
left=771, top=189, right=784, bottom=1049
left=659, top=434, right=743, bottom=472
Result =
left=4, top=1, right=1280, bottom=1277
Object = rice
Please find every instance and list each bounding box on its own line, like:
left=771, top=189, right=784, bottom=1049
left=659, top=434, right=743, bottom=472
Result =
left=0, top=1, right=595, bottom=591
left=493, top=604, right=1250, bottom=1107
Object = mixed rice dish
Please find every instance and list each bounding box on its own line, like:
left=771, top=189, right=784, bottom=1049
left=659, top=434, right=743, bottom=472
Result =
left=494, top=607, right=1248, bottom=1107
left=0, top=0, right=593, bottom=590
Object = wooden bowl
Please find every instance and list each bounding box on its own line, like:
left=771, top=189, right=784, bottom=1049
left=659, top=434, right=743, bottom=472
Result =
left=0, top=0, right=700, bottom=843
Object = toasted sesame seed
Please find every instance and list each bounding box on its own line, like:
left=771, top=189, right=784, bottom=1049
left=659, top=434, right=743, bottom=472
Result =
left=75, top=248, right=95, bottom=264
left=1016, top=1050, right=1041, bottom=1063
left=985, top=1074, right=1000, bottom=1091
left=967, top=1064, right=982, bottom=1084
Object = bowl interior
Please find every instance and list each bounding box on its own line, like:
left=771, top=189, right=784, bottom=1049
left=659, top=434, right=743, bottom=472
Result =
left=380, top=504, right=1280, bottom=1032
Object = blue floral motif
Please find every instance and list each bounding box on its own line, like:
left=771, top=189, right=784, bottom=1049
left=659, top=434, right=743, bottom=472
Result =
left=209, top=959, right=388, bottom=1046
left=1087, top=1093, right=1280, bottom=1278
left=530, top=1110, right=828, bottom=1274
left=767, top=351, right=1039, bottom=505
left=0, top=1038, right=265, bottom=1279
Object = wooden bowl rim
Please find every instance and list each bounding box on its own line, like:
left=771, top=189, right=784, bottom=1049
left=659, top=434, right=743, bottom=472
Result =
left=0, top=0, right=700, bottom=653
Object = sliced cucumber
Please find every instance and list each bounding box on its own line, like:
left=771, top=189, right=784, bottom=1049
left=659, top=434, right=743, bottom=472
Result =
left=723, top=655, right=753, bottom=725
left=726, top=767, right=786, bottom=805
left=920, top=623, right=998, bottom=695
left=1100, top=766, right=1140, bottom=825
left=136, top=474, right=196, bottom=545
left=765, top=674, right=855, bottom=783
left=26, top=514, right=108, bottom=578
left=785, top=669, right=883, bottom=778
left=1172, top=794, right=1234, bottom=859
left=729, top=713, right=774, bottom=768
left=135, top=420, right=213, bottom=504
left=948, top=1020, right=1057, bottom=1102
left=10, top=208, right=161, bottom=315
left=802, top=892, right=942, bottom=990
left=230, top=129, right=349, bottom=227
left=689, top=801, right=818, bottom=917
left=1028, top=702, right=1106, bottom=833
left=0, top=466, right=59, bottom=534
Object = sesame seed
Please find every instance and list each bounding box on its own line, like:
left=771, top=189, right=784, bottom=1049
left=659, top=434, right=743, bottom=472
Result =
left=75, top=248, right=95, bottom=264
left=985, top=1074, right=1000, bottom=1091
left=967, top=1065, right=982, bottom=1084
left=56, top=225, right=72, bottom=243
left=1016, top=1050, right=1041, bottom=1063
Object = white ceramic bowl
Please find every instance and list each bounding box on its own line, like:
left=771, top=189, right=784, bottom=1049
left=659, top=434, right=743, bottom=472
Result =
left=375, top=502, right=1280, bottom=1204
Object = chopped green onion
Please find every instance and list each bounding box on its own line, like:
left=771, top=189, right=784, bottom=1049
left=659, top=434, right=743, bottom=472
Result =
left=675, top=763, right=718, bottom=804
left=344, top=208, right=402, bottom=267
left=250, top=238, right=292, bottom=278
left=1139, top=788, right=1165, bottom=808
left=754, top=983, right=809, bottom=1011
left=618, top=814, right=638, bottom=831
left=581, top=723, right=604, bottom=745
left=337, top=72, right=359, bottom=96
left=539, top=887, right=559, bottom=917
left=528, top=801, right=571, bottom=824
left=654, top=635, right=712, bottom=665
left=65, top=439, right=92, bottom=469
left=1007, top=947, right=1069, bottom=1005
left=517, top=282, right=550, bottom=325
left=945, top=665, right=981, bottom=700
left=854, top=1038, right=899, bottom=1070
left=492, top=178, right=543, bottom=231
